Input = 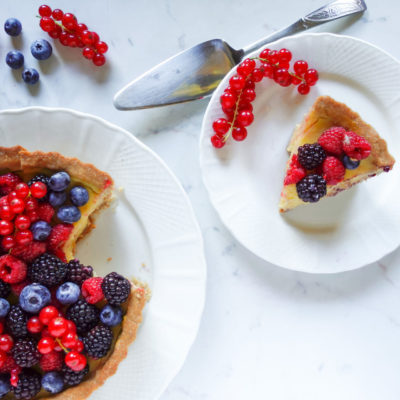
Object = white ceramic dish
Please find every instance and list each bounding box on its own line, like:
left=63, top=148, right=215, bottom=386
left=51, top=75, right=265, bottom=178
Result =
left=0, top=107, right=206, bottom=399
left=200, top=33, right=400, bottom=273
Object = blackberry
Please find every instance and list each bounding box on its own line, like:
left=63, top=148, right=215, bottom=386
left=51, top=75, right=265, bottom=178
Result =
left=27, top=174, right=49, bottom=202
left=0, top=280, right=10, bottom=299
left=296, top=174, right=327, bottom=203
left=62, top=363, right=89, bottom=386
left=83, top=325, right=113, bottom=359
left=66, top=299, right=99, bottom=334
left=101, top=272, right=131, bottom=305
left=28, top=253, right=67, bottom=287
left=66, top=259, right=93, bottom=287
left=12, top=368, right=41, bottom=400
left=6, top=305, right=28, bottom=338
left=12, top=338, right=40, bottom=368
left=297, top=143, right=326, bottom=170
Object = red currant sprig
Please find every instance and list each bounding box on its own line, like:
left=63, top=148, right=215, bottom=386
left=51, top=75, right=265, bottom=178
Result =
left=38, top=4, right=108, bottom=67
left=211, top=48, right=319, bottom=148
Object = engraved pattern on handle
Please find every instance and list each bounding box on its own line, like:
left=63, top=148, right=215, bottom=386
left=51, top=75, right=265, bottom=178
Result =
left=304, top=0, right=367, bottom=23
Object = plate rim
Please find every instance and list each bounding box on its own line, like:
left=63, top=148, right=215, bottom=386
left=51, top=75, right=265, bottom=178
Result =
left=199, top=32, right=400, bottom=274
left=0, top=105, right=207, bottom=399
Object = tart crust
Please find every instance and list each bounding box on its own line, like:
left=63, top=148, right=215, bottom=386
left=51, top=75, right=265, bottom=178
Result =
left=0, top=146, right=148, bottom=399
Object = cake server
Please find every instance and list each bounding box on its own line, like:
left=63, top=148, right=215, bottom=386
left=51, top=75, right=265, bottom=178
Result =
left=114, top=0, right=366, bottom=110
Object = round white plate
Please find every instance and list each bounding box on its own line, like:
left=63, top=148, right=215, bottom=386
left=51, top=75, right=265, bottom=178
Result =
left=0, top=108, right=206, bottom=399
left=200, top=33, right=400, bottom=273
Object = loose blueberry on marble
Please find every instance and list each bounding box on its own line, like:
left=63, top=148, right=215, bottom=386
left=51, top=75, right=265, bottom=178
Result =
left=4, top=18, right=22, bottom=36
left=31, top=39, right=53, bottom=60
left=42, top=372, right=64, bottom=394
left=31, top=220, right=52, bottom=241
left=49, top=171, right=70, bottom=192
left=19, top=283, right=51, bottom=314
left=22, top=68, right=39, bottom=85
left=0, top=298, right=10, bottom=318
left=56, top=282, right=80, bottom=305
left=5, top=50, right=24, bottom=69
left=100, top=304, right=123, bottom=326
left=70, top=186, right=89, bottom=207
left=342, top=155, right=360, bottom=170
left=49, top=190, right=67, bottom=207
left=57, top=205, right=81, bottom=223
left=0, top=375, right=10, bottom=397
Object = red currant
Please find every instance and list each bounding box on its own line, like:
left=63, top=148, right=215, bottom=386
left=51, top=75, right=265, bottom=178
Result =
left=59, top=31, right=69, bottom=46
left=232, top=126, right=247, bottom=141
left=244, top=80, right=255, bottom=90
left=14, top=183, right=29, bottom=199
left=261, top=63, right=274, bottom=78
left=274, top=68, right=291, bottom=87
left=65, top=351, right=87, bottom=371
left=52, top=8, right=64, bottom=20
left=212, top=118, right=230, bottom=136
left=81, top=30, right=94, bottom=45
left=76, top=39, right=85, bottom=48
left=220, top=92, right=236, bottom=109
left=15, top=230, right=33, bottom=246
left=0, top=220, right=13, bottom=236
left=66, top=320, right=77, bottom=334
left=76, top=23, right=88, bottom=33
left=30, top=182, right=47, bottom=199
left=48, top=317, right=68, bottom=337
left=237, top=59, right=256, bottom=77
left=0, top=205, right=14, bottom=221
left=82, top=47, right=95, bottom=59
left=91, top=32, right=100, bottom=44
left=237, top=110, right=254, bottom=127
left=25, top=198, right=38, bottom=211
left=293, top=60, right=308, bottom=76
left=0, top=334, right=13, bottom=352
left=1, top=236, right=15, bottom=250
left=298, top=83, right=310, bottom=95
left=62, top=13, right=77, bottom=31
left=259, top=48, right=270, bottom=60
left=48, top=25, right=62, bottom=39
left=92, top=53, right=106, bottom=67
left=27, top=317, right=43, bottom=334
left=39, top=306, right=59, bottom=325
left=74, top=340, right=84, bottom=352
left=15, top=215, right=30, bottom=230
left=291, top=75, right=302, bottom=85
left=251, top=68, right=263, bottom=82
left=304, top=68, right=319, bottom=86
left=238, top=103, right=253, bottom=113
left=241, top=88, right=256, bottom=103
left=61, top=332, right=78, bottom=349
left=278, top=48, right=292, bottom=63
left=222, top=107, right=234, bottom=119
left=9, top=198, right=25, bottom=214
left=66, top=34, right=78, bottom=47
left=39, top=5, right=52, bottom=17
left=0, top=197, right=8, bottom=207
left=211, top=135, right=225, bottom=148
left=38, top=337, right=55, bottom=354
left=268, top=50, right=279, bottom=64
left=96, top=41, right=108, bottom=54
left=278, top=61, right=290, bottom=70
left=229, top=75, right=246, bottom=91
left=0, top=351, right=6, bottom=368
left=40, top=17, right=56, bottom=32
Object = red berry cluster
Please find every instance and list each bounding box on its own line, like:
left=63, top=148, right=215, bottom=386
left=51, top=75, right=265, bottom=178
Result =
left=211, top=48, right=319, bottom=148
left=0, top=322, right=20, bottom=385
left=38, top=4, right=108, bottom=66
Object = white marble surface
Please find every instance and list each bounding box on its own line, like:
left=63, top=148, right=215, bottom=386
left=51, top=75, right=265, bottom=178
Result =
left=2, top=0, right=400, bottom=399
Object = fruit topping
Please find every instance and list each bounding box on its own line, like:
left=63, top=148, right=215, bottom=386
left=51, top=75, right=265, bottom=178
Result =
left=322, top=156, right=346, bottom=185
left=83, top=325, right=112, bottom=359
left=39, top=351, right=63, bottom=372
left=100, top=304, right=122, bottom=327
left=317, top=126, right=346, bottom=156
left=66, top=299, right=99, bottom=334
left=296, top=174, right=327, bottom=203
left=19, top=283, right=51, bottom=314
left=342, top=154, right=360, bottom=170
left=0, top=255, right=27, bottom=284
left=62, top=363, right=89, bottom=386
left=343, top=131, right=371, bottom=160
left=12, top=338, right=40, bottom=368
left=70, top=186, right=89, bottom=207
left=82, top=277, right=104, bottom=304
left=66, top=259, right=93, bottom=287
left=283, top=154, right=306, bottom=185
left=31, top=221, right=52, bottom=241
left=56, top=282, right=80, bottom=305
left=57, top=205, right=81, bottom=223
left=41, top=371, right=64, bottom=394
left=101, top=272, right=131, bottom=306
left=297, top=143, right=327, bottom=170
left=12, top=368, right=41, bottom=399
left=28, top=253, right=67, bottom=287
left=6, top=305, right=28, bottom=338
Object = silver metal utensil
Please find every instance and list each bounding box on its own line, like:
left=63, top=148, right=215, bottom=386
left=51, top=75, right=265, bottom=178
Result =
left=114, top=0, right=367, bottom=110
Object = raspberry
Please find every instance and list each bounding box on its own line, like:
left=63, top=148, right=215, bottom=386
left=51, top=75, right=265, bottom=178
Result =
left=82, top=277, right=104, bottom=304
left=0, top=279, right=11, bottom=299
left=12, top=368, right=41, bottom=399
left=11, top=280, right=30, bottom=296
left=0, top=173, right=21, bottom=196
left=343, top=131, right=371, bottom=160
left=83, top=325, right=113, bottom=359
left=66, top=300, right=99, bottom=334
left=101, top=272, right=131, bottom=305
left=296, top=174, right=327, bottom=203
left=47, top=223, right=73, bottom=252
left=317, top=126, right=345, bottom=156
left=0, top=355, right=18, bottom=372
left=36, top=202, right=55, bottom=223
left=39, top=350, right=63, bottom=372
left=297, top=143, right=327, bottom=170
left=66, top=260, right=93, bottom=287
left=0, top=255, right=27, bottom=284
left=28, top=253, right=67, bottom=287
left=12, top=338, right=40, bottom=368
left=322, top=156, right=346, bottom=185
left=62, top=363, right=89, bottom=386
left=283, top=154, right=306, bottom=185
left=10, top=241, right=47, bottom=263
left=6, top=305, right=28, bottom=338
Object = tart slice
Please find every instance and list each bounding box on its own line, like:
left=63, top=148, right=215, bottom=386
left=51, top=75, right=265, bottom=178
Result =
left=0, top=146, right=148, bottom=400
left=279, top=96, right=395, bottom=213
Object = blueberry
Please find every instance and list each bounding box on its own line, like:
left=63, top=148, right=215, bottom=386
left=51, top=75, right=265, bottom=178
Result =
left=42, top=372, right=64, bottom=394
left=49, top=190, right=67, bottom=207
left=0, top=299, right=10, bottom=318
left=31, top=39, right=53, bottom=61
left=70, top=186, right=89, bottom=207
left=0, top=374, right=10, bottom=397
left=100, top=304, right=123, bottom=326
left=19, top=283, right=51, bottom=314
left=22, top=68, right=39, bottom=85
left=57, top=205, right=81, bottom=223
left=4, top=18, right=22, bottom=36
left=30, top=220, right=52, bottom=241
left=56, top=282, right=80, bottom=305
left=49, top=171, right=70, bottom=192
left=342, top=155, right=360, bottom=170
left=5, top=50, right=24, bottom=69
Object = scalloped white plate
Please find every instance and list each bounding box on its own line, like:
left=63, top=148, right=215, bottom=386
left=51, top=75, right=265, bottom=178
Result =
left=200, top=33, right=400, bottom=273
left=0, top=108, right=206, bottom=399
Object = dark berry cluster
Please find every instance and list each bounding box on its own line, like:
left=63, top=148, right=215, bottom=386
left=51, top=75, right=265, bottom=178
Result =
left=38, top=5, right=108, bottom=66
left=211, top=48, right=319, bottom=148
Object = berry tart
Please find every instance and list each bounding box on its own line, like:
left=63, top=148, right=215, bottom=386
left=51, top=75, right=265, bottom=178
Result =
left=0, top=146, right=147, bottom=399
left=279, top=96, right=395, bottom=212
